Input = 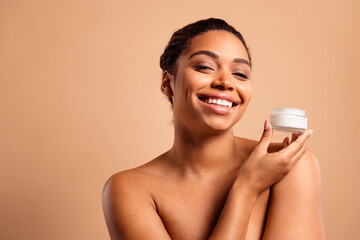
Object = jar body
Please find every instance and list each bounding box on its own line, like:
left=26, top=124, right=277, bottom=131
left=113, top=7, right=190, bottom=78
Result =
left=269, top=108, right=307, bottom=133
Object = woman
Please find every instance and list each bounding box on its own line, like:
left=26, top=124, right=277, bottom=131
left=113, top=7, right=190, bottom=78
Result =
left=102, top=18, right=325, bottom=240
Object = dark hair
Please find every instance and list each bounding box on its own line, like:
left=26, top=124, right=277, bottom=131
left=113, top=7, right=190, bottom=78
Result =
left=160, top=18, right=252, bottom=105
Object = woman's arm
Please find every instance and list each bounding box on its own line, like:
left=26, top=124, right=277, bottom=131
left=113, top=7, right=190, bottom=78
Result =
left=102, top=172, right=171, bottom=240
left=208, top=121, right=313, bottom=240
left=207, top=177, right=259, bottom=240
left=262, top=147, right=325, bottom=239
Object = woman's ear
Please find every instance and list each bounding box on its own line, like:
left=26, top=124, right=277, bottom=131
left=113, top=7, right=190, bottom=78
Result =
left=161, top=71, right=174, bottom=97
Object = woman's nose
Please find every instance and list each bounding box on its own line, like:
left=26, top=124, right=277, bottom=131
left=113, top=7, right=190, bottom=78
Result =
left=211, top=71, right=234, bottom=91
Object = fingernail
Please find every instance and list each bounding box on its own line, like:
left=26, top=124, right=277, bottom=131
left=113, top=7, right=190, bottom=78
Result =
left=264, top=120, right=269, bottom=130
left=309, top=129, right=314, bottom=136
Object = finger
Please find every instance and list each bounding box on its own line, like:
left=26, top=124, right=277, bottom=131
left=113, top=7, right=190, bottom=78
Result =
left=290, top=133, right=297, bottom=143
left=279, top=129, right=313, bottom=158
left=257, top=120, right=273, bottom=152
left=282, top=137, right=290, bottom=148
left=289, top=146, right=307, bottom=166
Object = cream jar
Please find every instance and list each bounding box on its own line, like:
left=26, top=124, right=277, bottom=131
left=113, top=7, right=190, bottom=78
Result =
left=269, top=108, right=307, bottom=133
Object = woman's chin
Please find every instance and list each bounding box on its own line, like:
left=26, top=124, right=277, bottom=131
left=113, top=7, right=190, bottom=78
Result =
left=200, top=119, right=237, bottom=134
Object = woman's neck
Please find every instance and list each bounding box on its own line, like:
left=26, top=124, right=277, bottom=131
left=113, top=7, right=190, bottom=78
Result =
left=168, top=124, right=239, bottom=176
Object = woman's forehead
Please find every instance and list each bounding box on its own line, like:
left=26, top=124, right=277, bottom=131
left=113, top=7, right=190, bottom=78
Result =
left=184, top=30, right=249, bottom=61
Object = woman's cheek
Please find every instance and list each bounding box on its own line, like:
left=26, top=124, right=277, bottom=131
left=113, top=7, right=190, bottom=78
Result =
left=187, top=72, right=212, bottom=88
left=236, top=82, right=253, bottom=103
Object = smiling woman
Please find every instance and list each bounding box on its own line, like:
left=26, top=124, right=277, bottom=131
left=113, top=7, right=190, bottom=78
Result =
left=163, top=30, right=253, bottom=133
left=102, top=18, right=325, bottom=240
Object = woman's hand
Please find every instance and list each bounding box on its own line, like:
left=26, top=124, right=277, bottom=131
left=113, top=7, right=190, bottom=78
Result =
left=237, top=120, right=313, bottom=196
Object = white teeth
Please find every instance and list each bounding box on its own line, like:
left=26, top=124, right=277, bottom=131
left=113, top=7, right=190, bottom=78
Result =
left=206, top=98, right=233, bottom=108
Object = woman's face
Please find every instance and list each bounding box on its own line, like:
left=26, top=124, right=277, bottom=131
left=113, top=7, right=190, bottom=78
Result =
left=168, top=30, right=253, bottom=133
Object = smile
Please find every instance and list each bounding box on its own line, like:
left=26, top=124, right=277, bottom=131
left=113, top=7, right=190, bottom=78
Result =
left=200, top=97, right=232, bottom=108
left=198, top=96, right=240, bottom=108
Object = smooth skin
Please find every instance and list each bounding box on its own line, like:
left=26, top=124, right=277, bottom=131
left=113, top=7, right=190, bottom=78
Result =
left=102, top=30, right=325, bottom=240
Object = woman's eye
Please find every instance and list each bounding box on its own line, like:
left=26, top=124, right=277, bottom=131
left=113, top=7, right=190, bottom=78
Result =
left=194, top=65, right=213, bottom=71
left=233, top=72, right=249, bottom=80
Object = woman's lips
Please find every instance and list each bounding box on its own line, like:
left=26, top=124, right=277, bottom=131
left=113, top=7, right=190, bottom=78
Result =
left=197, top=93, right=240, bottom=107
left=198, top=96, right=238, bottom=115
left=199, top=97, right=234, bottom=108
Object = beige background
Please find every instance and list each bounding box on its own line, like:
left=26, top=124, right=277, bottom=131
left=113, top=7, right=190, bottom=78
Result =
left=1, top=0, right=359, bottom=239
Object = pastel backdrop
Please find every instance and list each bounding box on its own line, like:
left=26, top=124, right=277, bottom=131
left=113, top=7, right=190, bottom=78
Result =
left=1, top=0, right=359, bottom=239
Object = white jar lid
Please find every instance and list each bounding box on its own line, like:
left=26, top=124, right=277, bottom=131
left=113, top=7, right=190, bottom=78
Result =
left=269, top=107, right=307, bottom=133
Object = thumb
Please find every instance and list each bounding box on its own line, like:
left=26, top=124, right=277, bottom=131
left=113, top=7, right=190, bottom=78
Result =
left=257, top=120, right=273, bottom=152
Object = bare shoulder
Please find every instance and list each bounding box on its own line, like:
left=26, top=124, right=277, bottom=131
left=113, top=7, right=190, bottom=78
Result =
left=103, top=152, right=169, bottom=195
left=102, top=162, right=157, bottom=225
left=104, top=161, right=158, bottom=191
left=273, top=146, right=321, bottom=191
left=102, top=153, right=170, bottom=213
left=102, top=168, right=151, bottom=208
left=102, top=154, right=172, bottom=240
left=262, top=147, right=325, bottom=240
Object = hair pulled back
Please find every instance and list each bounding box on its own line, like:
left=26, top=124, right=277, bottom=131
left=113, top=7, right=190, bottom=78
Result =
left=160, top=18, right=252, bottom=76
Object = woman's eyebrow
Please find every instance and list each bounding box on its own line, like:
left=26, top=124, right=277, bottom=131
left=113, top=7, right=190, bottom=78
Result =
left=188, top=50, right=219, bottom=60
left=233, top=58, right=251, bottom=68
left=188, top=50, right=251, bottom=68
